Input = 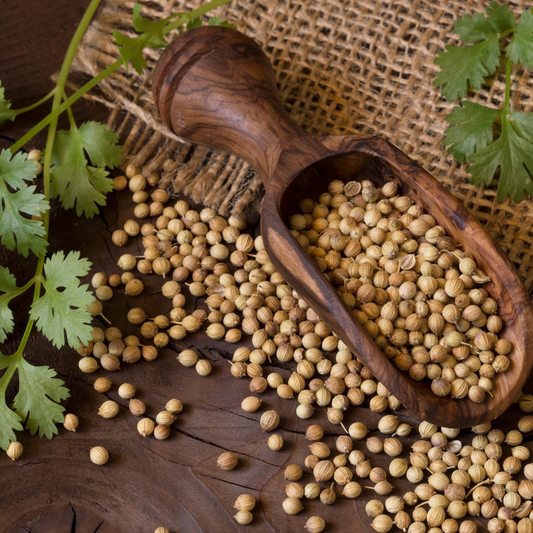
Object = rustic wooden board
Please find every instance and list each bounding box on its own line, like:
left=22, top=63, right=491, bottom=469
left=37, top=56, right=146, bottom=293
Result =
left=2, top=2, right=533, bottom=533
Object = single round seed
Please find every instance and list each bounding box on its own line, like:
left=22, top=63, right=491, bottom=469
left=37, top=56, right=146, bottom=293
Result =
left=90, top=446, right=109, bottom=465
left=217, top=451, right=238, bottom=470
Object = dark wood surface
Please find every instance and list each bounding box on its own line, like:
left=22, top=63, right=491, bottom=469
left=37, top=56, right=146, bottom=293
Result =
left=153, top=26, right=533, bottom=428
left=2, top=5, right=533, bottom=533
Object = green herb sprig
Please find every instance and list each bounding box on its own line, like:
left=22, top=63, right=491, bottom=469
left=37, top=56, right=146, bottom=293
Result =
left=434, top=2, right=533, bottom=203
left=0, top=0, right=233, bottom=450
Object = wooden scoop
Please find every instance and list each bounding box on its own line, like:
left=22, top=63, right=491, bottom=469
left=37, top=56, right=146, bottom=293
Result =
left=152, top=26, right=533, bottom=427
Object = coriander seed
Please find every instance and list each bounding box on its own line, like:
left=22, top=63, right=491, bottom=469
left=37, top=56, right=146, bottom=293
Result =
left=98, top=400, right=119, bottom=419
left=90, top=446, right=109, bottom=465
left=137, top=418, right=155, bottom=437
left=305, top=516, right=326, bottom=533
left=268, top=434, right=284, bottom=451
left=166, top=399, right=183, bottom=414
left=217, top=451, right=238, bottom=470
left=233, top=510, right=253, bottom=525
left=6, top=441, right=23, bottom=461
left=260, top=410, right=280, bottom=432
left=129, top=398, right=146, bottom=416
left=79, top=356, right=99, bottom=374
left=64, top=413, right=79, bottom=432
left=94, top=377, right=112, bottom=393
left=282, top=497, right=303, bottom=515
left=155, top=411, right=176, bottom=426
left=154, top=424, right=171, bottom=440
left=234, top=494, right=256, bottom=511
left=241, top=396, right=262, bottom=412
left=118, top=383, right=136, bottom=399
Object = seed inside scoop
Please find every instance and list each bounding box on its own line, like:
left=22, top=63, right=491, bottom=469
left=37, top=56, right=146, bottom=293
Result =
left=287, top=179, right=511, bottom=403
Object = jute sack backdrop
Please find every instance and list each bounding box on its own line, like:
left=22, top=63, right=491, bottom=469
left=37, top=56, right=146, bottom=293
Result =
left=72, top=0, right=533, bottom=294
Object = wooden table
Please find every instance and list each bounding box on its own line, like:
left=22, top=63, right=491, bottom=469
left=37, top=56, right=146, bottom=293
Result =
left=1, top=2, right=532, bottom=532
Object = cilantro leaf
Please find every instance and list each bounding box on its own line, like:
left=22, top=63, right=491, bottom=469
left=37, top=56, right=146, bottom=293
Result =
left=469, top=110, right=533, bottom=202
left=76, top=122, right=122, bottom=169
left=509, top=109, right=533, bottom=143
left=0, top=266, right=22, bottom=343
left=0, top=149, right=48, bottom=257
left=434, top=38, right=501, bottom=101
left=113, top=3, right=175, bottom=74
left=187, top=17, right=202, bottom=30
left=50, top=122, right=119, bottom=217
left=184, top=16, right=236, bottom=34
left=0, top=353, right=24, bottom=449
left=486, top=1, right=516, bottom=32
left=30, top=250, right=94, bottom=349
left=208, top=16, right=236, bottom=29
left=0, top=186, right=49, bottom=257
left=443, top=101, right=500, bottom=163
left=208, top=16, right=222, bottom=26
left=0, top=396, right=23, bottom=449
left=507, top=8, right=533, bottom=69
left=0, top=149, right=38, bottom=190
left=454, top=12, right=498, bottom=44
left=13, top=357, right=69, bottom=438
left=0, top=81, right=16, bottom=128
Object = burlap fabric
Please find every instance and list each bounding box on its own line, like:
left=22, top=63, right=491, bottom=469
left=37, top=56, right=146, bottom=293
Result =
left=72, top=0, right=533, bottom=294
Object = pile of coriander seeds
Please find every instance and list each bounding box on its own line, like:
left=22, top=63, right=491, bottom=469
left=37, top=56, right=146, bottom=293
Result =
left=74, top=162, right=530, bottom=533
left=277, top=413, right=533, bottom=533
left=288, top=179, right=512, bottom=404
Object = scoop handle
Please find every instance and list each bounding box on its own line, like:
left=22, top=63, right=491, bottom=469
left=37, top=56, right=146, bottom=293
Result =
left=153, top=26, right=306, bottom=182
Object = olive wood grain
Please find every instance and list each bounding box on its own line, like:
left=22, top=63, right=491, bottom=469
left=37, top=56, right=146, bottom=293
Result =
left=152, top=26, right=533, bottom=427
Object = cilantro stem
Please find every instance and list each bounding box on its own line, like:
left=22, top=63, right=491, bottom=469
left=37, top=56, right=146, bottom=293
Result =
left=11, top=276, right=37, bottom=301
left=10, top=0, right=233, bottom=153
left=504, top=58, right=512, bottom=110
left=7, top=89, right=56, bottom=119
left=0, top=354, right=19, bottom=391
left=162, top=0, right=233, bottom=34
left=64, top=91, right=77, bottom=130
left=41, top=0, right=103, bottom=235
left=10, top=59, right=123, bottom=154
left=0, top=277, right=38, bottom=347
left=12, top=0, right=103, bottom=360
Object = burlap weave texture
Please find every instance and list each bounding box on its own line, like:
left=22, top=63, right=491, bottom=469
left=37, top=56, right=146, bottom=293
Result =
left=72, top=0, right=533, bottom=294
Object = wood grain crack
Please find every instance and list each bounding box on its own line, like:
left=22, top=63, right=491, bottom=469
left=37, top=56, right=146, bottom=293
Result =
left=196, top=472, right=261, bottom=492
left=173, top=427, right=280, bottom=467
left=70, top=505, right=76, bottom=533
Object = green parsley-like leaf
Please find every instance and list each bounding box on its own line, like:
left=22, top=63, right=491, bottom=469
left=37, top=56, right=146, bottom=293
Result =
left=50, top=122, right=120, bottom=217
left=183, top=16, right=235, bottom=34
left=469, top=110, right=533, bottom=202
left=0, top=266, right=22, bottom=343
left=113, top=3, right=176, bottom=74
left=0, top=149, right=38, bottom=189
left=30, top=250, right=94, bottom=349
left=434, top=38, right=501, bottom=101
left=208, top=16, right=236, bottom=29
left=454, top=12, right=497, bottom=44
left=443, top=101, right=500, bottom=163
left=486, top=1, right=516, bottom=33
left=0, top=81, right=16, bottom=128
left=0, top=396, right=23, bottom=449
left=0, top=149, right=48, bottom=257
left=187, top=17, right=202, bottom=30
left=507, top=8, right=533, bottom=69
left=76, top=122, right=122, bottom=169
left=0, top=353, right=24, bottom=449
left=13, top=357, right=69, bottom=438
left=509, top=109, right=533, bottom=143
